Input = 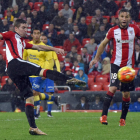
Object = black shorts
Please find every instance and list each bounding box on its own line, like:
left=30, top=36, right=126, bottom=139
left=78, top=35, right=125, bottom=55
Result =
left=7, top=58, right=42, bottom=98
left=110, top=64, right=135, bottom=91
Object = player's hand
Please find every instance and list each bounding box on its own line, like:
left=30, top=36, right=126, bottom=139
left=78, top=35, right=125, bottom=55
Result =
left=54, top=48, right=64, bottom=55
left=89, top=58, right=99, bottom=68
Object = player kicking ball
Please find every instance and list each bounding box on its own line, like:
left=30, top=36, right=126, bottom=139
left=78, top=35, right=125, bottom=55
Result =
left=90, top=9, right=140, bottom=126
left=0, top=19, right=86, bottom=135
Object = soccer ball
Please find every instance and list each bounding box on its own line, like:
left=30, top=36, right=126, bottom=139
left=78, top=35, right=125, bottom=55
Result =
left=118, top=66, right=136, bottom=83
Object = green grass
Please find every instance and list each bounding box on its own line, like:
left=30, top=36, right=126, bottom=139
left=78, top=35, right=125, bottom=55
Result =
left=0, top=112, right=140, bottom=140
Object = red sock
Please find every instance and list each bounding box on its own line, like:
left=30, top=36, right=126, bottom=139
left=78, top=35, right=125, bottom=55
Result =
left=122, top=97, right=130, bottom=102
left=107, top=91, right=114, bottom=97
left=43, top=69, right=48, bottom=78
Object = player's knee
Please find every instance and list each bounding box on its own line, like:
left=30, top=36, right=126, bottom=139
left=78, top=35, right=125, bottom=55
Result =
left=109, top=86, right=117, bottom=93
left=26, top=96, right=34, bottom=104
left=122, top=92, right=130, bottom=98
left=33, top=90, right=39, bottom=96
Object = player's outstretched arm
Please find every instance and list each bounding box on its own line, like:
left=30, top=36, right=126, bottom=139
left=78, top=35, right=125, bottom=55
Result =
left=89, top=37, right=110, bottom=68
left=32, top=45, right=64, bottom=55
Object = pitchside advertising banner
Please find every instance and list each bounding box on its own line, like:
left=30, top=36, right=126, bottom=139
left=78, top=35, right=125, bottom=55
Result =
left=0, top=91, right=140, bottom=112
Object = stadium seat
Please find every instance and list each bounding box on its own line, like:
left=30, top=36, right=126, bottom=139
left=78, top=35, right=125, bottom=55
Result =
left=88, top=75, right=95, bottom=86
left=103, top=82, right=110, bottom=91
left=115, top=1, right=121, bottom=8
left=86, top=16, right=93, bottom=25
left=82, top=38, right=90, bottom=46
left=134, top=67, right=139, bottom=75
left=102, top=16, right=110, bottom=23
left=58, top=2, right=64, bottom=10
left=0, top=47, right=6, bottom=60
left=89, top=71, right=101, bottom=76
left=34, top=2, right=43, bottom=10
left=96, top=75, right=109, bottom=83
left=29, top=2, right=34, bottom=9
left=120, top=1, right=126, bottom=8
left=71, top=9, right=76, bottom=14
left=135, top=87, right=140, bottom=91
left=54, top=46, right=63, bottom=49
left=90, top=83, right=103, bottom=91
left=42, top=24, right=49, bottom=31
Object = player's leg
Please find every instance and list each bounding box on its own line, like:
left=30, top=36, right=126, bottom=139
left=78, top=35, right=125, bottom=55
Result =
left=47, top=93, right=54, bottom=117
left=100, top=64, right=120, bottom=125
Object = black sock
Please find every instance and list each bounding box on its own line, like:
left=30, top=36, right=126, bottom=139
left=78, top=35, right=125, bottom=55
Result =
left=121, top=101, right=130, bottom=120
left=25, top=104, right=37, bottom=128
left=102, top=93, right=113, bottom=116
left=43, top=70, right=72, bottom=82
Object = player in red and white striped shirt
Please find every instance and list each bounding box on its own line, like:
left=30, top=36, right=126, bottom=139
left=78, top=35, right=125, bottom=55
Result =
left=90, top=9, right=140, bottom=126
left=0, top=19, right=85, bottom=135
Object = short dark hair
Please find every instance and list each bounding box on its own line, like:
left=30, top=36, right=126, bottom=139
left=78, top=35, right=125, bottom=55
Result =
left=119, top=9, right=130, bottom=15
left=41, top=34, right=47, bottom=38
left=32, top=27, right=41, bottom=33
left=14, top=19, right=26, bottom=28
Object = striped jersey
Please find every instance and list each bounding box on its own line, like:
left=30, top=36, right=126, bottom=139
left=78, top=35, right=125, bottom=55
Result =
left=0, top=31, right=33, bottom=67
left=106, top=24, right=140, bottom=68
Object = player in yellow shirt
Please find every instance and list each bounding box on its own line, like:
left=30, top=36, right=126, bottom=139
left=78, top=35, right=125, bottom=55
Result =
left=40, top=34, right=60, bottom=117
left=23, top=27, right=60, bottom=118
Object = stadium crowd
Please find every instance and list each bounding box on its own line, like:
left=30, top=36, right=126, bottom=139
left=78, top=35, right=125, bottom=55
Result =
left=0, top=0, right=140, bottom=111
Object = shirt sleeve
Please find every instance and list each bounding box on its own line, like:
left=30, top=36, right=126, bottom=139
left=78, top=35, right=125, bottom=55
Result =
left=0, top=31, right=14, bottom=40
left=25, top=42, right=33, bottom=49
left=106, top=28, right=113, bottom=40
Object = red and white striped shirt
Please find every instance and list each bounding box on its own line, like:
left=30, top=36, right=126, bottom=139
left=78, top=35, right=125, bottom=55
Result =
left=26, top=23, right=31, bottom=37
left=72, top=65, right=80, bottom=77
left=106, top=24, right=140, bottom=68
left=0, top=31, right=33, bottom=67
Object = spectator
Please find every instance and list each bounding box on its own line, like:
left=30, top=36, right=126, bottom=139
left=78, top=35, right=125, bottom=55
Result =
left=90, top=96, right=103, bottom=110
left=12, top=5, right=20, bottom=18
left=134, top=69, right=140, bottom=88
left=0, top=54, right=6, bottom=76
left=115, top=18, right=119, bottom=26
left=75, top=67, right=88, bottom=88
left=44, top=0, right=54, bottom=13
left=63, top=33, right=81, bottom=53
left=123, top=1, right=138, bottom=21
left=25, top=7, right=33, bottom=18
left=84, top=0, right=100, bottom=16
left=56, top=28, right=67, bottom=46
left=94, top=9, right=103, bottom=24
left=20, top=0, right=30, bottom=12
left=26, top=17, right=32, bottom=38
left=40, top=34, right=53, bottom=47
left=84, top=37, right=97, bottom=55
left=52, top=11, right=67, bottom=31
left=72, top=24, right=82, bottom=43
left=0, top=2, right=4, bottom=18
left=135, top=44, right=140, bottom=67
left=19, top=11, right=27, bottom=21
left=64, top=56, right=73, bottom=69
left=75, top=96, right=89, bottom=110
left=1, top=78, right=16, bottom=92
left=77, top=54, right=84, bottom=69
left=66, top=46, right=77, bottom=63
left=87, top=17, right=99, bottom=38
left=132, top=97, right=140, bottom=112
left=31, top=10, right=42, bottom=30
left=65, top=68, right=73, bottom=77
left=43, top=23, right=57, bottom=46
left=9, top=25, right=14, bottom=32
left=62, top=17, right=73, bottom=35
left=75, top=6, right=86, bottom=23
left=5, top=10, right=14, bottom=25
left=60, top=3, right=73, bottom=20
left=102, top=18, right=112, bottom=31
left=48, top=2, right=59, bottom=22
left=60, top=61, right=66, bottom=73
left=72, top=59, right=80, bottom=77
left=94, top=24, right=107, bottom=44
left=102, top=57, right=110, bottom=75
left=38, top=5, right=46, bottom=25
left=102, top=0, right=118, bottom=16
left=81, top=47, right=92, bottom=74
left=73, top=0, right=83, bottom=9
left=78, top=17, right=87, bottom=38
left=1, top=19, right=9, bottom=32
left=110, top=16, right=116, bottom=27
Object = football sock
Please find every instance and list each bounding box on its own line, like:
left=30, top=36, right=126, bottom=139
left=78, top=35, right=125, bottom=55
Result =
left=43, top=69, right=71, bottom=82
left=40, top=93, right=55, bottom=101
left=25, top=103, right=37, bottom=128
left=34, top=95, right=40, bottom=116
left=120, top=97, right=130, bottom=120
left=47, top=101, right=53, bottom=113
left=102, top=91, right=114, bottom=116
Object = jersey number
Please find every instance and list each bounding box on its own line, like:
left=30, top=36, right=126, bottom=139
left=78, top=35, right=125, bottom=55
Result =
left=111, top=73, right=117, bottom=79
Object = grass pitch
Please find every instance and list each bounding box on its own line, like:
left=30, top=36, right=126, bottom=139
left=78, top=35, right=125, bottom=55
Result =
left=0, top=112, right=140, bottom=140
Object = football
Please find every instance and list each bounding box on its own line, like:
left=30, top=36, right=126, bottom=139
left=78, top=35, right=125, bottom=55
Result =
left=118, top=66, right=136, bottom=83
